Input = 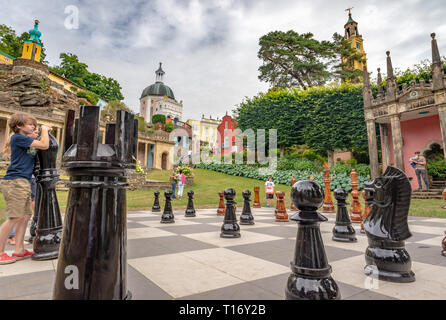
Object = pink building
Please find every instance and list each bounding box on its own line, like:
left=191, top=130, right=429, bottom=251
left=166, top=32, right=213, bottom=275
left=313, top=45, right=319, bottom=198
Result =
left=363, top=33, right=446, bottom=190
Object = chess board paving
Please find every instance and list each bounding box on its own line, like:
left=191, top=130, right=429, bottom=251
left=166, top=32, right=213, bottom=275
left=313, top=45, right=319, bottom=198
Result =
left=0, top=206, right=445, bottom=300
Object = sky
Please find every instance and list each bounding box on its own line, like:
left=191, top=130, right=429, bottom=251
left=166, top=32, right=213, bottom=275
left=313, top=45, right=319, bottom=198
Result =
left=2, top=0, right=446, bottom=121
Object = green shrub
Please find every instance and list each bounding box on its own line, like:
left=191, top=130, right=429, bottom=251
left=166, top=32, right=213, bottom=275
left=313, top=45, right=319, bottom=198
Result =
left=152, top=114, right=166, bottom=125
left=165, top=122, right=174, bottom=132
left=176, top=165, right=194, bottom=177
left=355, top=164, right=371, bottom=178
left=76, top=90, right=99, bottom=105
left=427, top=159, right=446, bottom=178
left=331, top=163, right=352, bottom=175
left=294, top=159, right=322, bottom=172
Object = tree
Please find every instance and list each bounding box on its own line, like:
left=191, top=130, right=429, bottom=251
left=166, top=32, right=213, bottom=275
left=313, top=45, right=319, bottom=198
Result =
left=257, top=31, right=337, bottom=90
left=235, top=83, right=369, bottom=158
left=50, top=52, right=124, bottom=101
left=152, top=114, right=166, bottom=125
left=100, top=100, right=132, bottom=122
left=0, top=24, right=47, bottom=64
left=331, top=32, right=365, bottom=83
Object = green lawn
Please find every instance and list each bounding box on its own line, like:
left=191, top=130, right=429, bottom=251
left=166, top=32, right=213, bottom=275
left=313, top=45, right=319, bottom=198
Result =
left=1, top=168, right=446, bottom=222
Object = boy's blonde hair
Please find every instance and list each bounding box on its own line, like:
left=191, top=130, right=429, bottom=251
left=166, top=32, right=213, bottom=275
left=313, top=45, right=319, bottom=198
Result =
left=9, top=113, right=37, bottom=133
left=2, top=113, right=38, bottom=154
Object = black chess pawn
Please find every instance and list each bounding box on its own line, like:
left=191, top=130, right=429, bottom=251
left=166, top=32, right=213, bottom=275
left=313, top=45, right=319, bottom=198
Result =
left=240, top=189, right=254, bottom=225
left=220, top=188, right=240, bottom=238
left=285, top=180, right=340, bottom=300
left=152, top=191, right=161, bottom=212
left=332, top=188, right=357, bottom=242
left=185, top=190, right=196, bottom=217
left=161, top=190, right=175, bottom=223
left=32, top=133, right=63, bottom=260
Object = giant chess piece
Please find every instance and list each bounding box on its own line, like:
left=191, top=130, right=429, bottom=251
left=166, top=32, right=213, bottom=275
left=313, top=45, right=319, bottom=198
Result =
left=361, top=189, right=373, bottom=233
left=290, top=176, right=298, bottom=211
left=275, top=191, right=289, bottom=222
left=53, top=107, right=137, bottom=299
left=332, top=188, right=357, bottom=242
left=152, top=191, right=161, bottom=212
left=350, top=169, right=363, bottom=223
left=217, top=191, right=225, bottom=215
left=240, top=189, right=254, bottom=225
left=220, top=188, right=240, bottom=238
left=442, top=232, right=446, bottom=257
left=253, top=186, right=261, bottom=208
left=285, top=180, right=340, bottom=300
left=161, top=190, right=175, bottom=223
left=32, top=132, right=63, bottom=260
left=322, top=163, right=335, bottom=213
left=185, top=190, right=196, bottom=217
left=28, top=159, right=41, bottom=243
left=363, top=166, right=415, bottom=283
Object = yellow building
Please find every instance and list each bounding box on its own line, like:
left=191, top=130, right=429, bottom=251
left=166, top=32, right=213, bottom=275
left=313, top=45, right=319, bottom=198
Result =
left=186, top=115, right=220, bottom=153
left=342, top=10, right=367, bottom=74
left=0, top=51, right=14, bottom=65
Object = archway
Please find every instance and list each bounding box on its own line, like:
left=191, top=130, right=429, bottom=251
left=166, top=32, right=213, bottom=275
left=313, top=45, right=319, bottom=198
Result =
left=161, top=152, right=168, bottom=170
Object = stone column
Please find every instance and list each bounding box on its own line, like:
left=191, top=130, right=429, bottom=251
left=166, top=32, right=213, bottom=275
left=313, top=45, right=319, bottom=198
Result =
left=144, top=143, right=148, bottom=168
left=390, top=114, right=405, bottom=171
left=366, top=119, right=379, bottom=179
left=380, top=123, right=391, bottom=173
left=437, top=104, right=446, bottom=163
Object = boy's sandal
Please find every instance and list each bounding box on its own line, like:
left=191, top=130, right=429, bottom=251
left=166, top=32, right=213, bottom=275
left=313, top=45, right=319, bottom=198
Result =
left=0, top=253, right=17, bottom=265
left=11, top=249, right=34, bottom=261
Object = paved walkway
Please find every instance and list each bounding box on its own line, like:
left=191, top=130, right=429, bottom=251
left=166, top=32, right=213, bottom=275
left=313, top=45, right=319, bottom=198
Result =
left=1, top=208, right=445, bottom=300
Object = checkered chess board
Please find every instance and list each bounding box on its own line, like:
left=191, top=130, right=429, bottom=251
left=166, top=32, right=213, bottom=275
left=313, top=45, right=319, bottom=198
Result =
left=1, top=207, right=445, bottom=300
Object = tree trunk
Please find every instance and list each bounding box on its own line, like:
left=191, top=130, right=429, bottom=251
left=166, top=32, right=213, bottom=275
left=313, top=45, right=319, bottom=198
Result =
left=327, top=150, right=334, bottom=167
left=280, top=145, right=285, bottom=157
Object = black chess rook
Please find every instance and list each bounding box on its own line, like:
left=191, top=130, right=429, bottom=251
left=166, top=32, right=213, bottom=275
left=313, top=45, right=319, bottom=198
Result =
left=220, top=188, right=240, bottom=238
left=161, top=190, right=175, bottom=223
left=332, top=188, right=357, bottom=242
left=185, top=190, right=196, bottom=217
left=240, top=189, right=254, bottom=225
left=52, top=107, right=137, bottom=300
left=152, top=191, right=161, bottom=212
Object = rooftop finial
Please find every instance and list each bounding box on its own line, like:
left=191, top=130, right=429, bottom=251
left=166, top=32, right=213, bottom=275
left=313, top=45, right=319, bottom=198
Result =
left=386, top=51, right=394, bottom=80
left=345, top=7, right=353, bottom=15
left=432, top=33, right=441, bottom=64
left=377, top=68, right=383, bottom=94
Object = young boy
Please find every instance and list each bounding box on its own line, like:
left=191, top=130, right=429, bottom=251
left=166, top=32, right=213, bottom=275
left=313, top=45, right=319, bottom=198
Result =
left=265, top=176, right=275, bottom=208
left=0, top=113, right=51, bottom=265
left=6, top=126, right=39, bottom=246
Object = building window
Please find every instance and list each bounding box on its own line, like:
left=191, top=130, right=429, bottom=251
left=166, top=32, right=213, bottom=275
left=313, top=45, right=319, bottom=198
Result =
left=356, top=43, right=361, bottom=49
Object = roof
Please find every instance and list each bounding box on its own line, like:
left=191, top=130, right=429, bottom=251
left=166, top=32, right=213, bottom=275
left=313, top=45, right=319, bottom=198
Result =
left=346, top=13, right=356, bottom=24
left=140, top=81, right=175, bottom=100
left=0, top=50, right=16, bottom=61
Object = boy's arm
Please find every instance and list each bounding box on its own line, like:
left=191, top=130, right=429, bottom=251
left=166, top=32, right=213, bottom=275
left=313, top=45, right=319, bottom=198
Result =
left=30, top=125, right=52, bottom=150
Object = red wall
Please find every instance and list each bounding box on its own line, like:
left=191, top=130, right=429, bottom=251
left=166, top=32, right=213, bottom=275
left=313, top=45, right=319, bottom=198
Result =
left=217, top=115, right=238, bottom=155
left=382, top=115, right=442, bottom=189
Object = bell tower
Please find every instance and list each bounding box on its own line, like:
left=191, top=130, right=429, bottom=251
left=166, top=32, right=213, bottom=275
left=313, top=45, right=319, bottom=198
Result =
left=20, top=20, right=43, bottom=63
left=342, top=8, right=367, bottom=73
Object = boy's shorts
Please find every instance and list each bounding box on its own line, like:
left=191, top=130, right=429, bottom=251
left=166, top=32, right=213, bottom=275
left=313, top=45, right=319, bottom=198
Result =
left=0, top=179, right=32, bottom=218
left=266, top=194, right=274, bottom=199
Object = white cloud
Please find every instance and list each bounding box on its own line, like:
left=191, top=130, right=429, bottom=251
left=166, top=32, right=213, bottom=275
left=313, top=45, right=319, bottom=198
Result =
left=1, top=0, right=446, bottom=120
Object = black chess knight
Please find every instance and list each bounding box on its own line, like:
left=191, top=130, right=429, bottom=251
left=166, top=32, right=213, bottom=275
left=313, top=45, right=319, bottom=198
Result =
left=363, top=166, right=415, bottom=283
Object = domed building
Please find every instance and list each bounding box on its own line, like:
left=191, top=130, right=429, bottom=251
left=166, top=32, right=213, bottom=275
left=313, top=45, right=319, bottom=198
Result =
left=140, top=62, right=183, bottom=123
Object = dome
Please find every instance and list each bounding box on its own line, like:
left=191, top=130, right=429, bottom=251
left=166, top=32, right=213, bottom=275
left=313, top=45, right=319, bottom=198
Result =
left=140, top=81, right=175, bottom=100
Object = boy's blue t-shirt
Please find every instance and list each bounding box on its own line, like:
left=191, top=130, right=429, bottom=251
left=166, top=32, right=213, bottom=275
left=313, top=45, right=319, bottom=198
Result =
left=3, top=133, right=36, bottom=182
